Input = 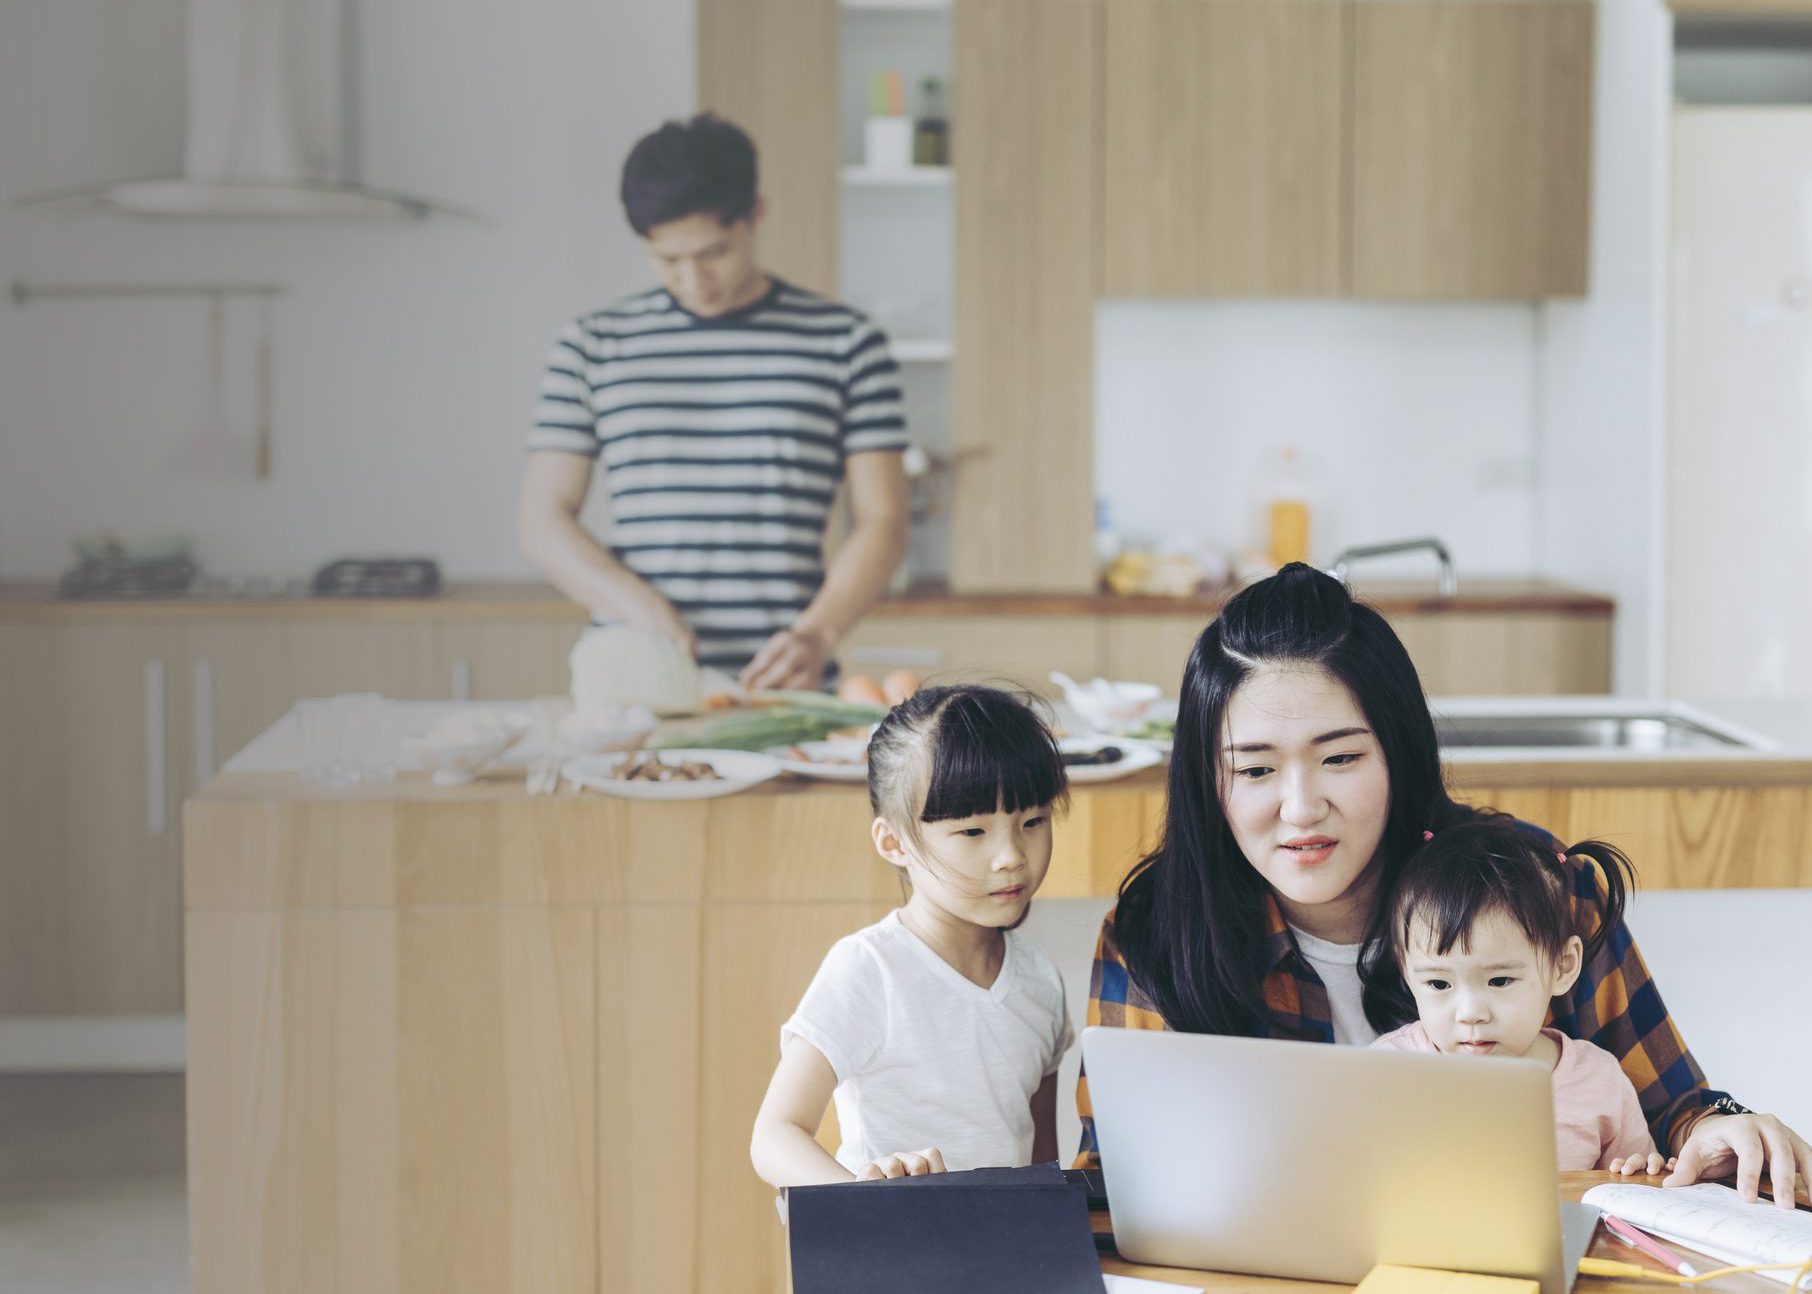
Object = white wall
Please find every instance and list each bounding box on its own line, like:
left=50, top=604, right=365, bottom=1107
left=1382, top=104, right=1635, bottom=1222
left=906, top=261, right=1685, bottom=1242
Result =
left=0, top=0, right=695, bottom=579
left=1536, top=0, right=1675, bottom=696
left=1095, top=301, right=1542, bottom=577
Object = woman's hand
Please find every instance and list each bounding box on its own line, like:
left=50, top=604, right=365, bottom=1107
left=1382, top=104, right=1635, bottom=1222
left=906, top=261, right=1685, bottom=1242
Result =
left=1608, top=1152, right=1675, bottom=1177
left=1664, top=1112, right=1812, bottom=1207
left=857, top=1146, right=947, bottom=1180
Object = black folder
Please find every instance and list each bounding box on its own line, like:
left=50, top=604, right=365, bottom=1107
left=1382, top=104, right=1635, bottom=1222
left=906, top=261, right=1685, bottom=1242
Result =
left=786, top=1164, right=1108, bottom=1294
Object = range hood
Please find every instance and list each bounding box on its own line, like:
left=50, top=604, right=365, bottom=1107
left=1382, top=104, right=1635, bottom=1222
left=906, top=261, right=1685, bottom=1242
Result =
left=44, top=0, right=463, bottom=219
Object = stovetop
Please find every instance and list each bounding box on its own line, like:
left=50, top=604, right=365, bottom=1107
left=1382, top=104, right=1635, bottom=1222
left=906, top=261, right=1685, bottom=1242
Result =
left=55, top=557, right=443, bottom=600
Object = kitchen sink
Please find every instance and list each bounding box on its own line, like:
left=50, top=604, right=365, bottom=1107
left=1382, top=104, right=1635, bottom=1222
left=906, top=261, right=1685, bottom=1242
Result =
left=1431, top=703, right=1768, bottom=754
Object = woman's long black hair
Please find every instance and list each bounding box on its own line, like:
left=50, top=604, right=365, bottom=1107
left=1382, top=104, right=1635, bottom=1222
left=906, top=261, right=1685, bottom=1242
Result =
left=1112, top=563, right=1472, bottom=1038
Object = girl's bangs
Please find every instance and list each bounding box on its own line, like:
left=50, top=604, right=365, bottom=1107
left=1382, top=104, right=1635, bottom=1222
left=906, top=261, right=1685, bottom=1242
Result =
left=918, top=701, right=1066, bottom=824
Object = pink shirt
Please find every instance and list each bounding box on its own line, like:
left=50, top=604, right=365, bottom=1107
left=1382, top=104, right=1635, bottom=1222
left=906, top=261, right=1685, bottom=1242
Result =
left=1373, top=1022, right=1656, bottom=1170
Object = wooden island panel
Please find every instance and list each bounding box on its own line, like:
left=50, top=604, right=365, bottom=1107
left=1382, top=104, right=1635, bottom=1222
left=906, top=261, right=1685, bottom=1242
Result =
left=185, top=763, right=1812, bottom=1294
left=185, top=905, right=596, bottom=1294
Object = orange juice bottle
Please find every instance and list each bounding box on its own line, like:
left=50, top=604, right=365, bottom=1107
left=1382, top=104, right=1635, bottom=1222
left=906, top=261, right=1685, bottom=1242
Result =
left=1267, top=446, right=1310, bottom=568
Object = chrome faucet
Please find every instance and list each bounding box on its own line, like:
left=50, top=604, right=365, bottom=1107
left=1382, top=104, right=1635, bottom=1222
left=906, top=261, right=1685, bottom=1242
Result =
left=1326, top=537, right=1458, bottom=597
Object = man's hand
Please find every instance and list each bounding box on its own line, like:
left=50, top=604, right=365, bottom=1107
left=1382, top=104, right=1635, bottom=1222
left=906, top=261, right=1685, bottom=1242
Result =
left=856, top=1147, right=946, bottom=1181
left=740, top=625, right=832, bottom=691
left=634, top=599, right=698, bottom=660
left=1663, top=1112, right=1812, bottom=1207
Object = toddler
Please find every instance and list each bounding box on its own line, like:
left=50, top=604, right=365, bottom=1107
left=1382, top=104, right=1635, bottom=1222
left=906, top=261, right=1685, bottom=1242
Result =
left=1374, top=816, right=1672, bottom=1174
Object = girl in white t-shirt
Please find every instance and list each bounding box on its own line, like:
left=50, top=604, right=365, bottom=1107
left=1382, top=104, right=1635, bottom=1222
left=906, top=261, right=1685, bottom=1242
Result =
left=750, top=684, right=1076, bottom=1186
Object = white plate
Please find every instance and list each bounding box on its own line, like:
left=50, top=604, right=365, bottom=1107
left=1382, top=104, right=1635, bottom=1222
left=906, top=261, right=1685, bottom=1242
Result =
left=766, top=739, right=870, bottom=782
left=1058, top=737, right=1165, bottom=784
left=1105, top=698, right=1180, bottom=756
left=561, top=749, right=781, bottom=800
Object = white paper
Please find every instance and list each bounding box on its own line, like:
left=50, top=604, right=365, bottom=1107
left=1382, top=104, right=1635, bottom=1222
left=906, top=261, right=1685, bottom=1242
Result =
left=1582, top=1183, right=1812, bottom=1289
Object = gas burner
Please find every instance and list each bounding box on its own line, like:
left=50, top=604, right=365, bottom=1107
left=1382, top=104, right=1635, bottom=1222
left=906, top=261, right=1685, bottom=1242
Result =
left=59, top=557, right=198, bottom=599
left=311, top=558, right=441, bottom=599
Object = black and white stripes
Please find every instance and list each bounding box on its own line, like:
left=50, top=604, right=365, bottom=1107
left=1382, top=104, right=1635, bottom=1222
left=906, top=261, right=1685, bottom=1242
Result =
left=529, top=280, right=908, bottom=672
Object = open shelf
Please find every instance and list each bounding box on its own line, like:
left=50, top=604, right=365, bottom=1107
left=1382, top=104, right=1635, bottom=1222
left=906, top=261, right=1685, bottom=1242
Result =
left=841, top=0, right=950, bottom=12
left=891, top=339, right=953, bottom=363
left=842, top=165, right=952, bottom=187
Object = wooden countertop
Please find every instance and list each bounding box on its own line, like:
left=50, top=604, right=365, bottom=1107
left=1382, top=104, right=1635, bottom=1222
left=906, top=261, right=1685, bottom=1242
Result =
left=1098, top=1171, right=1803, bottom=1289
left=0, top=577, right=1613, bottom=623
left=189, top=754, right=1812, bottom=905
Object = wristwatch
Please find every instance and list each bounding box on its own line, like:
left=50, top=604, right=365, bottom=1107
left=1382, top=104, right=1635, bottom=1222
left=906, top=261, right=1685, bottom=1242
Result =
left=1710, top=1096, right=1754, bottom=1117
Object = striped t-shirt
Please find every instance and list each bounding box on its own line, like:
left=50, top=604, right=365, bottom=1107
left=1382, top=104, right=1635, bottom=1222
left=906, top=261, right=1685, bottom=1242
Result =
left=528, top=279, right=908, bottom=673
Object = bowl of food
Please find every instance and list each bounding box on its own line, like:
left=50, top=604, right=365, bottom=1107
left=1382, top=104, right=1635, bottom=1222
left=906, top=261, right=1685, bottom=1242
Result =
left=1049, top=673, right=1161, bottom=735
left=402, top=710, right=531, bottom=785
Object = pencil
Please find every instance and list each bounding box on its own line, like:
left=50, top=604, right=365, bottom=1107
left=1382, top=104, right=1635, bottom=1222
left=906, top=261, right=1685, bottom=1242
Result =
left=1602, top=1213, right=1700, bottom=1278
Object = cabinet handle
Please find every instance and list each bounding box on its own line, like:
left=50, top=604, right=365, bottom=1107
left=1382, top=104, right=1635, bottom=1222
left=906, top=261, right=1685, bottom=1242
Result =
left=193, top=657, right=215, bottom=786
left=145, top=657, right=166, bottom=837
left=450, top=656, right=472, bottom=701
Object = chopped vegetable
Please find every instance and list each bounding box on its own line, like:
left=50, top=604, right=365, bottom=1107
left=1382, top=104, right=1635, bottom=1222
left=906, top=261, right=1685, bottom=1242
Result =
left=1122, top=717, right=1176, bottom=742
left=649, top=701, right=886, bottom=753
left=836, top=674, right=888, bottom=707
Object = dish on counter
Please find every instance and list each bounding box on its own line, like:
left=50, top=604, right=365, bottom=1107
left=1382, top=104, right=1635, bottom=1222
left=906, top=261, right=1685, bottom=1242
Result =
left=402, top=710, right=532, bottom=785
left=1049, top=672, right=1162, bottom=733
left=767, top=738, right=870, bottom=782
left=1057, top=736, right=1165, bottom=784
left=1106, top=700, right=1179, bottom=755
left=561, top=749, right=782, bottom=800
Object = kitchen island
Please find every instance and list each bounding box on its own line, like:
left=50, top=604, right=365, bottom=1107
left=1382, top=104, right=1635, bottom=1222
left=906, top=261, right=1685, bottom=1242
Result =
left=184, top=714, right=1812, bottom=1294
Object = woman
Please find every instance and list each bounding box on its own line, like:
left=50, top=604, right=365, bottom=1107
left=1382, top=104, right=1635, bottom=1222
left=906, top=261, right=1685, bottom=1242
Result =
left=1077, top=565, right=1811, bottom=1206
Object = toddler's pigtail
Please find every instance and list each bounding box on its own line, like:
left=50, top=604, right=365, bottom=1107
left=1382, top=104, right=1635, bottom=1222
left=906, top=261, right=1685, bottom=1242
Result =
left=1557, top=839, right=1635, bottom=962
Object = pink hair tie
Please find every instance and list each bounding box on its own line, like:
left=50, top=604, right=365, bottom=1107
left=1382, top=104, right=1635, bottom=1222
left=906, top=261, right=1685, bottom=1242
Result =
left=1422, top=830, right=1434, bottom=841
left=1557, top=851, right=1568, bottom=864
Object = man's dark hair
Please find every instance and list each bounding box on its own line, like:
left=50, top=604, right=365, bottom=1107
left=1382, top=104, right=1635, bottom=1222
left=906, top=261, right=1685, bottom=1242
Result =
left=620, top=113, right=759, bottom=236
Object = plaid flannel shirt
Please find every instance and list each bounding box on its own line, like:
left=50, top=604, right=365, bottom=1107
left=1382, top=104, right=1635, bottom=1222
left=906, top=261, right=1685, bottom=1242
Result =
left=1074, top=854, right=1728, bottom=1169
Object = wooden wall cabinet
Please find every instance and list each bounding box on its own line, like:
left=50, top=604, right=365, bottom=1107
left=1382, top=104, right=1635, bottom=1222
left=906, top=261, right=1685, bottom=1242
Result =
left=951, top=0, right=1101, bottom=593
left=1101, top=0, right=1349, bottom=297
left=1351, top=0, right=1595, bottom=298
left=696, top=0, right=839, bottom=295
left=1098, top=0, right=1594, bottom=299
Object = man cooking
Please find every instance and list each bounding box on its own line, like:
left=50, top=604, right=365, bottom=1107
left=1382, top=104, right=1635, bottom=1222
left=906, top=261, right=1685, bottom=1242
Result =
left=519, top=113, right=910, bottom=690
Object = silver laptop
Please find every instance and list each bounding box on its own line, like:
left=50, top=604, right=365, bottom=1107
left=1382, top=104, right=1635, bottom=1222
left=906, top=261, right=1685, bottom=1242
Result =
left=1081, top=1027, right=1600, bottom=1294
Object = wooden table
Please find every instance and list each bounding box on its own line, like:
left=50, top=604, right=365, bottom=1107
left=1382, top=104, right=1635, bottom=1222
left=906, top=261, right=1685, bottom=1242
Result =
left=1096, top=1172, right=1796, bottom=1291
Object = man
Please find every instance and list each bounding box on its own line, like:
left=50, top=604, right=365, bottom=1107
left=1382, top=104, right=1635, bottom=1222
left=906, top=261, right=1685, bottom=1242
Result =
left=519, top=113, right=910, bottom=690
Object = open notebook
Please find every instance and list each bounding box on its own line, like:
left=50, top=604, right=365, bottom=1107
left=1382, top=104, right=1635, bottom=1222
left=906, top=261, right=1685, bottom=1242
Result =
left=1581, top=1184, right=1812, bottom=1289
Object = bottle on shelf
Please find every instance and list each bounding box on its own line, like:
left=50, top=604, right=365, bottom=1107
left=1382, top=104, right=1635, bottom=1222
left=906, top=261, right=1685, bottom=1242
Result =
left=1266, top=444, right=1312, bottom=569
left=913, top=76, right=949, bottom=167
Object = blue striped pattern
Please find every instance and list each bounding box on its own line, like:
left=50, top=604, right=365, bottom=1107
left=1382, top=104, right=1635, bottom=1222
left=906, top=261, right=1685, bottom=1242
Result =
left=529, top=281, right=908, bottom=671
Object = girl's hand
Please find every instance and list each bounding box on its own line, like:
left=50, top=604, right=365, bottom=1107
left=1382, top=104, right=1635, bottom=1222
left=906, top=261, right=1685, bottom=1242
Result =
left=857, top=1146, right=947, bottom=1180
left=1609, top=1153, right=1676, bottom=1177
left=1663, top=1112, right=1812, bottom=1208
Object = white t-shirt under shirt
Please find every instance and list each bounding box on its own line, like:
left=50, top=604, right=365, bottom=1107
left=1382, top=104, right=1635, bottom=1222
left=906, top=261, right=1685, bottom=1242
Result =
left=782, top=910, right=1075, bottom=1175
left=1286, top=923, right=1380, bottom=1047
